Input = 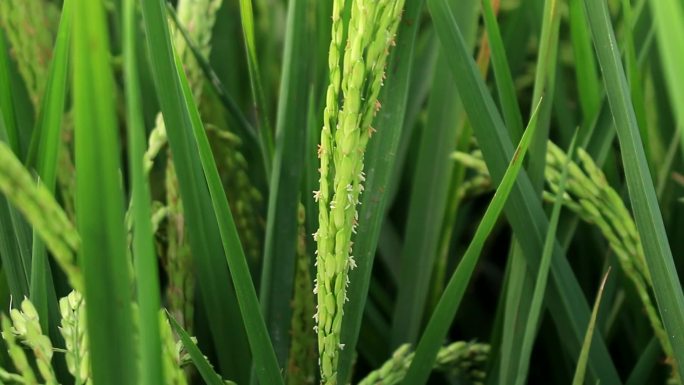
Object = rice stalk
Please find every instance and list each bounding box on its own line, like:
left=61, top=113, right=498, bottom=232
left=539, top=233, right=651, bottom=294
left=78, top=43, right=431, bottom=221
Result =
left=314, top=1, right=404, bottom=383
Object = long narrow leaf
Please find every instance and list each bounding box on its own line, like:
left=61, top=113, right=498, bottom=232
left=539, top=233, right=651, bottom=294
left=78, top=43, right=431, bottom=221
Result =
left=259, top=0, right=310, bottom=367
left=0, top=107, right=29, bottom=303
left=0, top=29, right=18, bottom=153
left=481, top=0, right=524, bottom=140
left=123, top=0, right=165, bottom=383
left=167, top=312, right=226, bottom=385
left=28, top=0, right=71, bottom=339
left=514, top=132, right=578, bottom=385
left=176, top=41, right=284, bottom=385
left=584, top=0, right=684, bottom=378
left=402, top=98, right=540, bottom=385
left=649, top=0, right=684, bottom=155
left=428, top=0, right=622, bottom=382
left=238, top=0, right=274, bottom=176
left=569, top=0, right=601, bottom=120
left=572, top=268, right=611, bottom=385
left=164, top=3, right=261, bottom=152
left=391, top=0, right=477, bottom=347
left=72, top=0, right=137, bottom=382
left=140, top=0, right=252, bottom=380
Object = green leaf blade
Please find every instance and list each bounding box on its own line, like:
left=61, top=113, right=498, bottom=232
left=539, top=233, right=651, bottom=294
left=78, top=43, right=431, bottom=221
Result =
left=402, top=96, right=540, bottom=385
left=584, top=0, right=684, bottom=378
left=72, top=0, right=137, bottom=383
left=123, top=0, right=165, bottom=383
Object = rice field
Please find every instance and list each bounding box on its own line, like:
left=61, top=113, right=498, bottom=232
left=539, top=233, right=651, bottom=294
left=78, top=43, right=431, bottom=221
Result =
left=0, top=0, right=684, bottom=384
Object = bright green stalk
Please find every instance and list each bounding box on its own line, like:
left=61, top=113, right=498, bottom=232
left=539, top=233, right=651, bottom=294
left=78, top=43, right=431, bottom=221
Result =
left=72, top=0, right=137, bottom=382
left=337, top=0, right=426, bottom=380
left=123, top=0, right=165, bottom=383
left=315, top=1, right=404, bottom=383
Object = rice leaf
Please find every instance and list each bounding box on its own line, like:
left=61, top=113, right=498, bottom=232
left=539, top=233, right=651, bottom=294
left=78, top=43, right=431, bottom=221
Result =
left=583, top=0, right=684, bottom=378
left=27, top=0, right=71, bottom=338
left=123, top=0, right=165, bottom=383
left=238, top=0, right=274, bottom=177
left=176, top=39, right=284, bottom=385
left=164, top=3, right=261, bottom=155
left=0, top=29, right=18, bottom=154
left=649, top=0, right=684, bottom=155
left=572, top=268, right=612, bottom=385
left=72, top=0, right=137, bottom=382
left=513, top=132, right=578, bottom=385
left=569, top=0, right=601, bottom=120
left=402, top=97, right=540, bottom=385
left=391, top=0, right=477, bottom=348
left=259, top=0, right=310, bottom=367
left=625, top=337, right=660, bottom=385
left=167, top=311, right=226, bottom=385
left=428, top=0, right=622, bottom=382
left=481, top=0, right=523, bottom=141
left=140, top=0, right=252, bottom=380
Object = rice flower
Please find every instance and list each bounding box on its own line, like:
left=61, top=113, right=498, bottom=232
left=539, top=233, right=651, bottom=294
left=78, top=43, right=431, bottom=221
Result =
left=315, top=0, right=404, bottom=383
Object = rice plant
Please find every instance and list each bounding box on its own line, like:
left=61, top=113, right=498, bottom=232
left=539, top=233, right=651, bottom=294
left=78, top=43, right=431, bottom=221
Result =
left=1, top=0, right=684, bottom=384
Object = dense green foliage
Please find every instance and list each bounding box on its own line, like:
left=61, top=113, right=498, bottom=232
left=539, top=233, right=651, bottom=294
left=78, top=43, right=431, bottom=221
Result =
left=1, top=0, right=684, bottom=384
